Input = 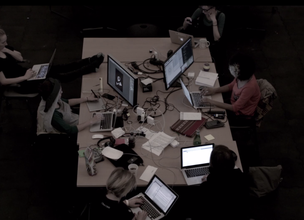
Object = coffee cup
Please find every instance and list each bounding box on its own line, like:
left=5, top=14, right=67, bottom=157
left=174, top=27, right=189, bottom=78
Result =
left=128, top=163, right=138, bottom=176
left=199, top=39, right=210, bottom=49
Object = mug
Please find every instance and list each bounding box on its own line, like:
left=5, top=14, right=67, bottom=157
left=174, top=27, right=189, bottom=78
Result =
left=199, top=39, right=210, bottom=49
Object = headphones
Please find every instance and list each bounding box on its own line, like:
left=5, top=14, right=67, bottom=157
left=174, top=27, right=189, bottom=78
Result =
left=97, top=136, right=115, bottom=148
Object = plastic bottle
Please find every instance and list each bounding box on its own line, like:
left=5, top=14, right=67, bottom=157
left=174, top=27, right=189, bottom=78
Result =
left=193, top=129, right=202, bottom=146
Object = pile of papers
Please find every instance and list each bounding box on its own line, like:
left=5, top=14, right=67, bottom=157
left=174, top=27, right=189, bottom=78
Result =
left=195, top=70, right=218, bottom=87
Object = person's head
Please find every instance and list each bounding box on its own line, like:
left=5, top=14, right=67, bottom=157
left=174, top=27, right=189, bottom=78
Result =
left=106, top=167, right=136, bottom=199
left=0, top=28, right=8, bottom=51
left=228, top=53, right=256, bottom=81
left=200, top=5, right=216, bottom=15
left=209, top=145, right=237, bottom=173
left=38, top=78, right=62, bottom=112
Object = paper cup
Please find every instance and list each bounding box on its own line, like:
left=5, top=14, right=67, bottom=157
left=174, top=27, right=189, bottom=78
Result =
left=128, top=163, right=138, bottom=176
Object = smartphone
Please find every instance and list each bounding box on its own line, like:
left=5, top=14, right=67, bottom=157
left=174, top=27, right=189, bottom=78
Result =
left=102, top=93, right=115, bottom=100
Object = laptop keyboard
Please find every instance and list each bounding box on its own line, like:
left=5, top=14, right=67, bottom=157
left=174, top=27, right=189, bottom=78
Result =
left=100, top=113, right=112, bottom=129
left=185, top=167, right=209, bottom=177
left=192, top=93, right=211, bottom=107
left=138, top=196, right=161, bottom=219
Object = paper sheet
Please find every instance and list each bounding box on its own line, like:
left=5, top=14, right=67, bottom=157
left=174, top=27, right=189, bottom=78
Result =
left=139, top=165, right=158, bottom=182
left=142, top=132, right=175, bottom=156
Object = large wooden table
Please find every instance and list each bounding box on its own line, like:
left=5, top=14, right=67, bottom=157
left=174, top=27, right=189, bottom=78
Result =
left=76, top=59, right=242, bottom=187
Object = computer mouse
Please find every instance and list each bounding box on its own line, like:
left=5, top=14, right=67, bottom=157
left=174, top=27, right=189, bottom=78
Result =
left=92, top=134, right=104, bottom=139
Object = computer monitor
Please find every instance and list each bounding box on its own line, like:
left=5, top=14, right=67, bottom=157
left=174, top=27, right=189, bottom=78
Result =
left=163, top=36, right=194, bottom=90
left=107, top=54, right=138, bottom=107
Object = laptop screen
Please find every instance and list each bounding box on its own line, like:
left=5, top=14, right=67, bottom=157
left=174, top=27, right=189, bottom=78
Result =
left=180, top=79, right=193, bottom=106
left=144, top=175, right=179, bottom=215
left=181, top=144, right=214, bottom=168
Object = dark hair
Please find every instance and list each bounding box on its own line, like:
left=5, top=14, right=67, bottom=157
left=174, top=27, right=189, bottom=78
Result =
left=229, top=53, right=255, bottom=81
left=209, top=145, right=237, bottom=173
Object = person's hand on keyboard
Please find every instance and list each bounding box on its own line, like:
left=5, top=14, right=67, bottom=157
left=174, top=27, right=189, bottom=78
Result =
left=201, top=174, right=209, bottom=183
left=90, top=113, right=104, bottom=125
left=132, top=210, right=147, bottom=220
left=128, top=197, right=145, bottom=208
left=200, top=87, right=216, bottom=96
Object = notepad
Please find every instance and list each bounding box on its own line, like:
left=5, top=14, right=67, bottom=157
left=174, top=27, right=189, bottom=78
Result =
left=180, top=112, right=202, bottom=120
left=195, top=70, right=218, bottom=87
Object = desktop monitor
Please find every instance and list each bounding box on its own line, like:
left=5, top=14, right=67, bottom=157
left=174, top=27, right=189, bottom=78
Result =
left=107, top=54, right=138, bottom=107
left=163, top=36, right=194, bottom=90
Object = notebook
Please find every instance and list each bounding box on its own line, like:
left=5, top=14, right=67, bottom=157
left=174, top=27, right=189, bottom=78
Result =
left=90, top=111, right=117, bottom=132
left=180, top=79, right=213, bottom=109
left=169, top=30, right=198, bottom=48
left=86, top=98, right=106, bottom=112
left=130, top=175, right=179, bottom=220
left=28, top=48, right=56, bottom=81
left=181, top=143, right=214, bottom=186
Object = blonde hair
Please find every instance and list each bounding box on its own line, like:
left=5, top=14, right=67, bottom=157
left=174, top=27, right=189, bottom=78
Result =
left=106, top=167, right=136, bottom=198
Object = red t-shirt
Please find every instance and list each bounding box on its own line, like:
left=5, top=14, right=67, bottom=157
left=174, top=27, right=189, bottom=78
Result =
left=228, top=75, right=261, bottom=116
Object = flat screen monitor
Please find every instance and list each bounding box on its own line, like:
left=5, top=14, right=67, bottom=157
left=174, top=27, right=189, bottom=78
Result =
left=107, top=54, right=138, bottom=107
left=163, top=36, right=194, bottom=90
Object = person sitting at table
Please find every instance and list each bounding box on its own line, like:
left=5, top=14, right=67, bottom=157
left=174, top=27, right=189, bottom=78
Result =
left=90, top=167, right=148, bottom=220
left=183, top=144, right=249, bottom=220
left=178, top=5, right=226, bottom=75
left=36, top=78, right=103, bottom=135
left=200, top=52, right=261, bottom=126
left=0, top=28, right=104, bottom=94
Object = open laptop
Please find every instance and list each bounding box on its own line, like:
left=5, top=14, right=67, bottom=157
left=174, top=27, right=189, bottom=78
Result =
left=130, top=175, right=179, bottom=220
left=28, top=48, right=56, bottom=81
left=90, top=111, right=117, bottom=132
left=169, top=30, right=198, bottom=48
left=180, top=79, right=213, bottom=109
left=181, top=143, right=214, bottom=186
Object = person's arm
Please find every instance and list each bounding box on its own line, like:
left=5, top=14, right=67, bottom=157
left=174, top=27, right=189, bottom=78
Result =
left=202, top=98, right=234, bottom=112
left=0, top=69, right=35, bottom=85
left=182, top=8, right=202, bottom=30
left=200, top=84, right=231, bottom=96
left=209, top=11, right=225, bottom=41
left=68, top=93, right=98, bottom=106
left=2, top=47, right=23, bottom=62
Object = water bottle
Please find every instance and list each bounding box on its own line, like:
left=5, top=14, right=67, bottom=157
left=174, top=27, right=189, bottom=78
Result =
left=129, top=132, right=135, bottom=148
left=193, top=129, right=202, bottom=145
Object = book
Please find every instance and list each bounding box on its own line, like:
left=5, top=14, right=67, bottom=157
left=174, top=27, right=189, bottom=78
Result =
left=195, top=70, right=218, bottom=87
left=170, top=117, right=207, bottom=137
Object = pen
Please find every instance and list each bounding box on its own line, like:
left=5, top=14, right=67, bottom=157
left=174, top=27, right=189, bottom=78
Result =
left=91, top=89, right=98, bottom=98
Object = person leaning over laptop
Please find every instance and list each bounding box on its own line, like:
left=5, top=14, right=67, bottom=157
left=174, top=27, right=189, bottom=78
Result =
left=90, top=167, right=147, bottom=220
left=36, top=78, right=103, bottom=136
left=183, top=145, right=249, bottom=220
left=200, top=53, right=261, bottom=126
left=0, top=28, right=104, bottom=94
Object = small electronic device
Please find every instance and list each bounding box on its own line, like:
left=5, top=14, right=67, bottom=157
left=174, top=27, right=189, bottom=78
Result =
left=102, top=93, right=115, bottom=100
left=213, top=114, right=225, bottom=119
left=204, top=120, right=225, bottom=129
left=163, top=36, right=194, bottom=90
left=92, top=148, right=104, bottom=163
left=107, top=55, right=138, bottom=107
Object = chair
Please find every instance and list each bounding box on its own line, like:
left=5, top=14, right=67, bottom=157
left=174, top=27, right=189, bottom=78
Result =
left=230, top=79, right=278, bottom=167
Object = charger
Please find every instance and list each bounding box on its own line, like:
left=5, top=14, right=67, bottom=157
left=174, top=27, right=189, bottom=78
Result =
left=136, top=107, right=144, bottom=116
left=147, top=116, right=155, bottom=125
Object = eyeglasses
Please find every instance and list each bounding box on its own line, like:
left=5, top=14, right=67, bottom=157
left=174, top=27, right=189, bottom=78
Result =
left=202, top=7, right=214, bottom=13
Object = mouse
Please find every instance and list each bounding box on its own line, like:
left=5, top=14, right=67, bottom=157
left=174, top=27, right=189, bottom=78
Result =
left=92, top=134, right=104, bottom=139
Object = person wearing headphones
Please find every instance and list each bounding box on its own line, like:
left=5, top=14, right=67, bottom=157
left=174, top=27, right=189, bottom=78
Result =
left=36, top=78, right=103, bottom=135
left=200, top=52, right=261, bottom=126
left=90, top=167, right=147, bottom=220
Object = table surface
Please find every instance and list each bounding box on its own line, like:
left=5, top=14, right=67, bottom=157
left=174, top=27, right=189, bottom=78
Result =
left=82, top=38, right=212, bottom=63
left=76, top=61, right=242, bottom=187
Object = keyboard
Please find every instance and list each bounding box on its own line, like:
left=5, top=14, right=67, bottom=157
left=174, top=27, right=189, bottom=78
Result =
left=191, top=93, right=213, bottom=107
left=185, top=167, right=209, bottom=178
left=100, top=113, right=112, bottom=129
left=138, top=196, right=161, bottom=219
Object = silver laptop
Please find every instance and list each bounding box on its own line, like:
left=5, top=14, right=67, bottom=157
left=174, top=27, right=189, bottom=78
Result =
left=181, top=143, right=214, bottom=186
left=86, top=98, right=106, bottom=112
left=180, top=79, right=213, bottom=109
left=28, top=48, right=56, bottom=81
left=131, top=175, right=179, bottom=220
left=169, top=30, right=198, bottom=48
left=90, top=111, right=116, bottom=132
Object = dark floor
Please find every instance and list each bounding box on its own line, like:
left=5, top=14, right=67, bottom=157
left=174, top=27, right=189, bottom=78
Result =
left=1, top=5, right=304, bottom=220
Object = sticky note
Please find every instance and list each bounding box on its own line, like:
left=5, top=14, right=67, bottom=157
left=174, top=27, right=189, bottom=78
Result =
left=204, top=134, right=215, bottom=141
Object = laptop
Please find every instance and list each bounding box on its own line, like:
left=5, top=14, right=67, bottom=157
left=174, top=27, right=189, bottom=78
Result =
left=130, top=175, right=179, bottom=220
left=169, top=30, right=198, bottom=48
left=28, top=48, right=56, bottom=81
left=90, top=111, right=117, bottom=132
left=86, top=98, right=106, bottom=112
left=181, top=143, right=214, bottom=186
left=180, top=79, right=213, bottom=109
